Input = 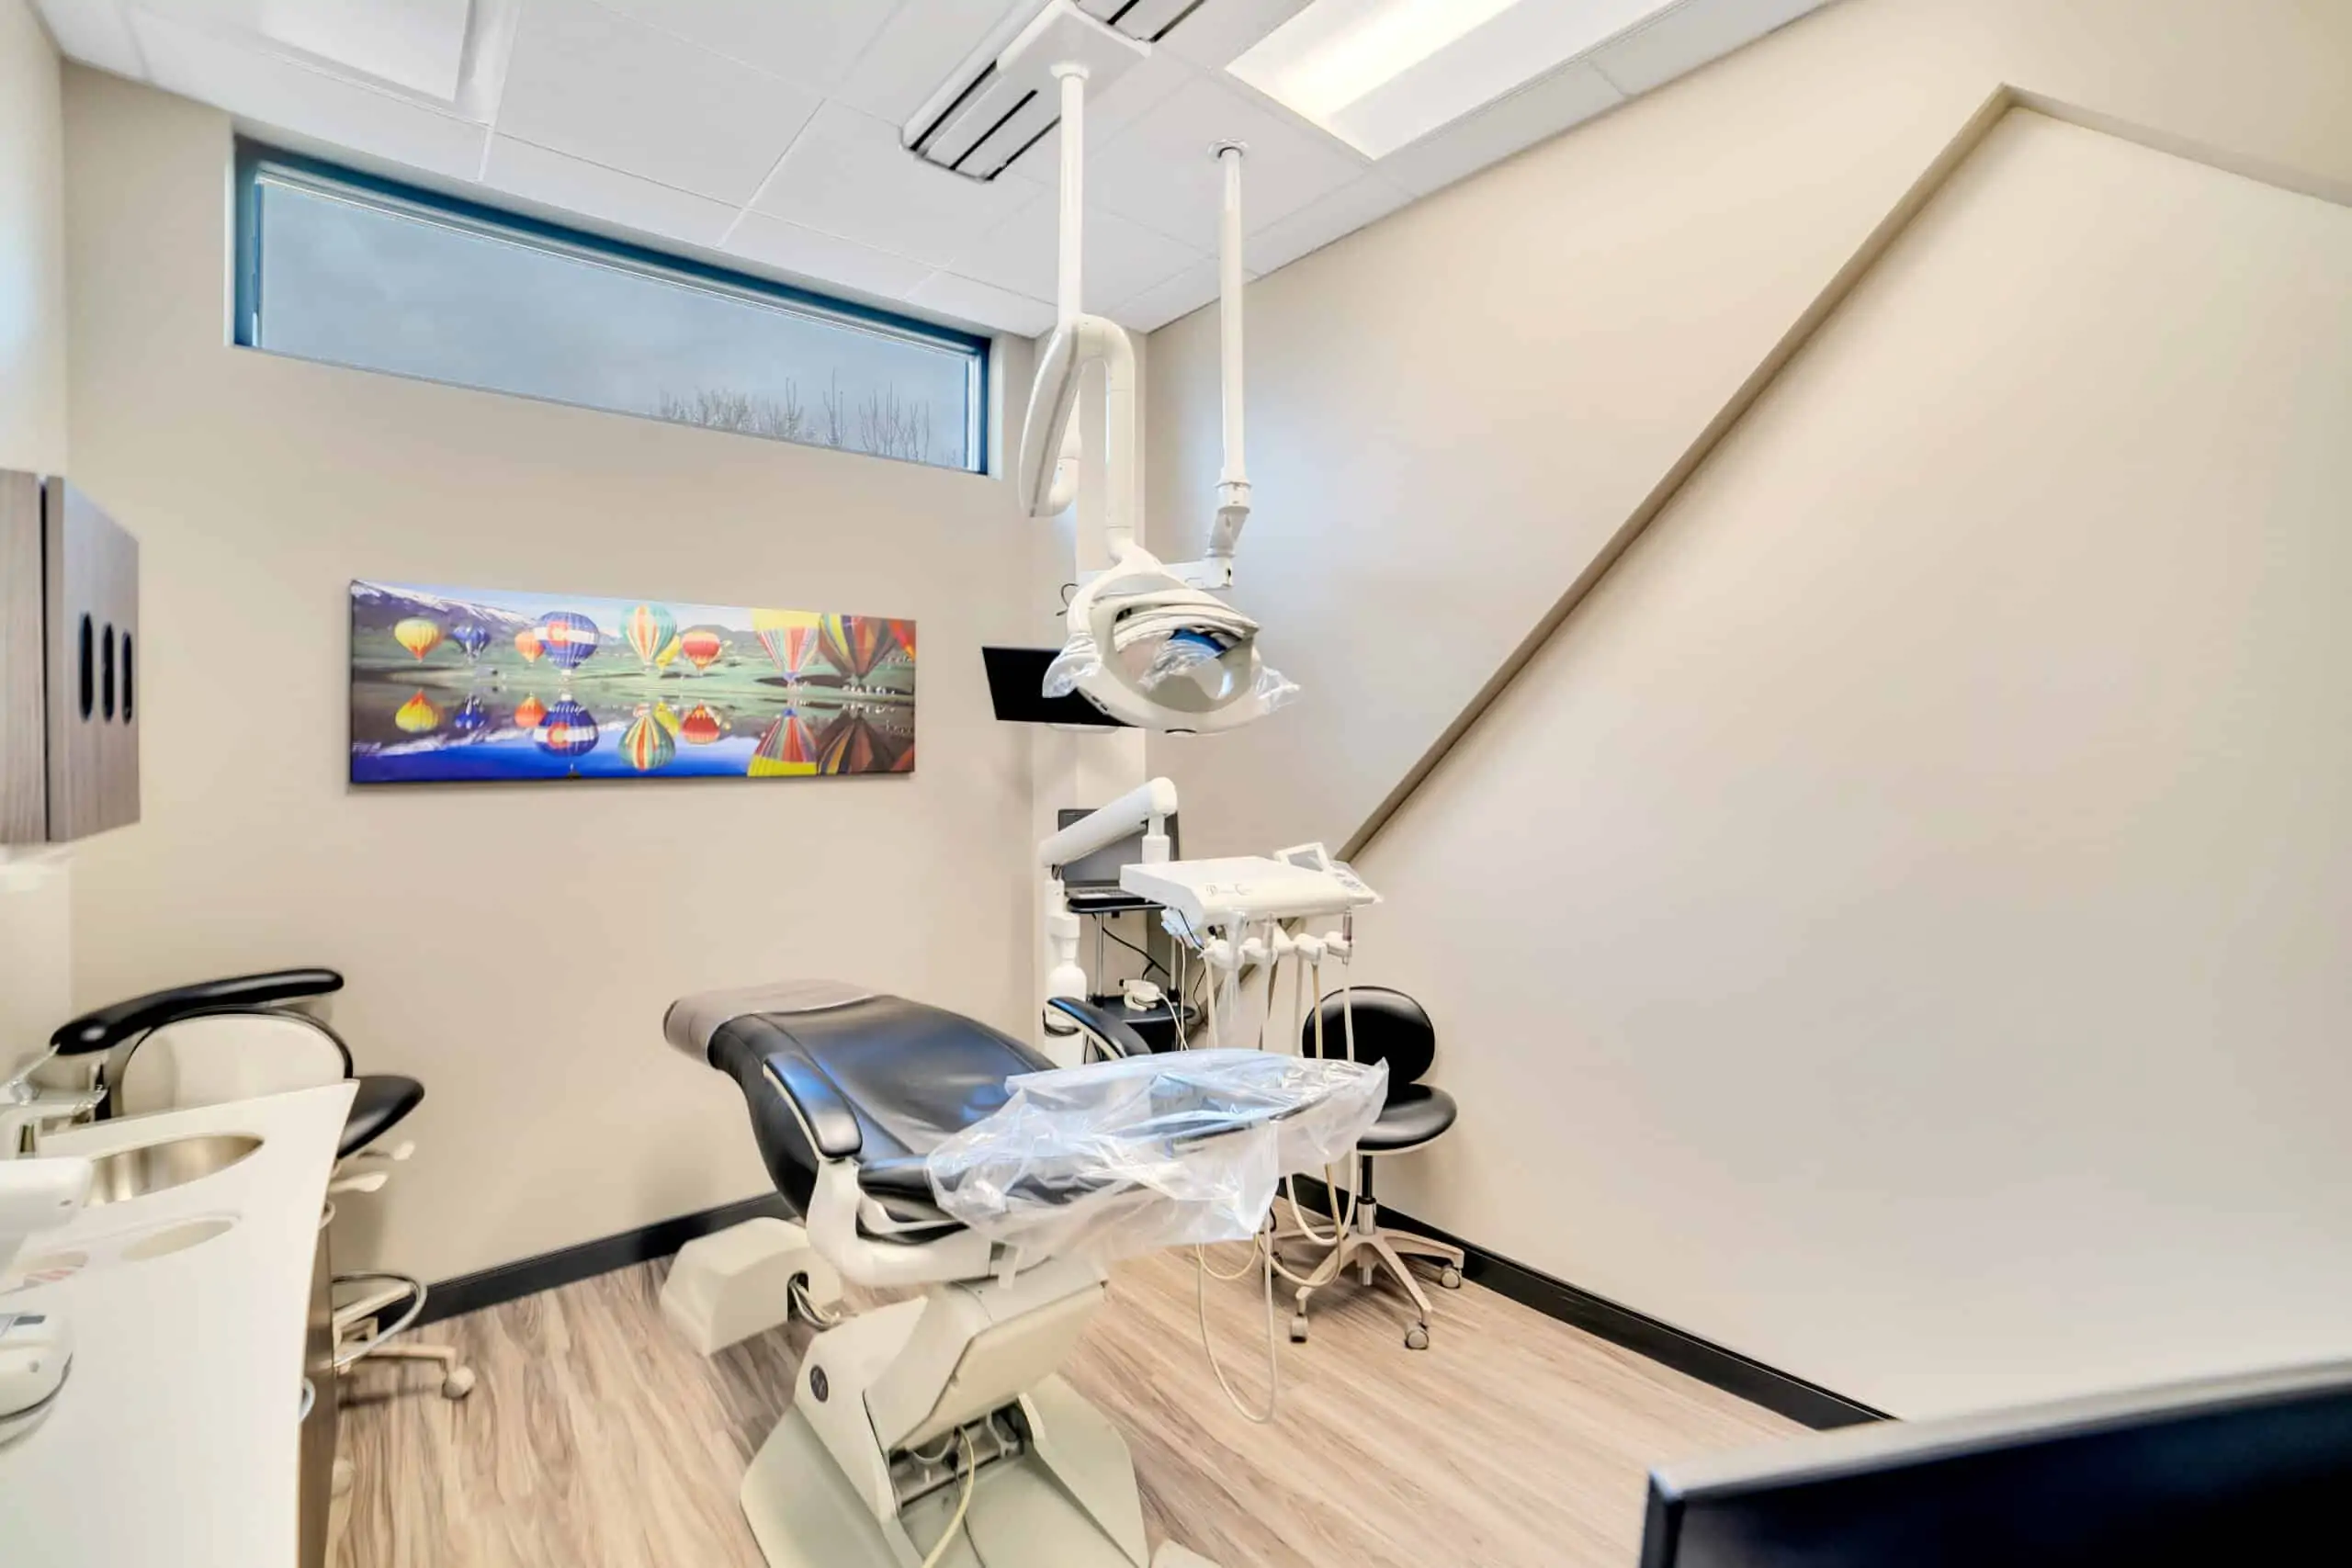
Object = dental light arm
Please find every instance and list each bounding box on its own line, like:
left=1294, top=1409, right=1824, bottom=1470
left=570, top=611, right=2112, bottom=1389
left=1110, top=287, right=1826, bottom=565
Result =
left=1207, top=142, right=1250, bottom=580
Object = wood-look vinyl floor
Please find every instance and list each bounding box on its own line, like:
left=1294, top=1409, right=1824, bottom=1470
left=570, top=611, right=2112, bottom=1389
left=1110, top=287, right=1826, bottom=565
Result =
left=332, top=1249, right=1800, bottom=1568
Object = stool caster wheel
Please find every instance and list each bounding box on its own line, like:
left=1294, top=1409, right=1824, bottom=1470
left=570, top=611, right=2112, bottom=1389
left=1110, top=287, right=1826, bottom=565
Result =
left=1290, top=1314, right=1310, bottom=1344
left=1438, top=1266, right=1463, bottom=1291
left=1405, top=1325, right=1430, bottom=1351
left=442, top=1367, right=478, bottom=1399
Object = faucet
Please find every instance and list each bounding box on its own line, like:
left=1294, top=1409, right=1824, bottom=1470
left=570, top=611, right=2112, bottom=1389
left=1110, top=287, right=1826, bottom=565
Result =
left=0, top=1049, right=107, bottom=1157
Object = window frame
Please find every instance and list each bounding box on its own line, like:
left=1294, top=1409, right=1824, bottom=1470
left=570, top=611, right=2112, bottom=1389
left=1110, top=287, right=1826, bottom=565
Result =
left=231, top=141, right=991, bottom=474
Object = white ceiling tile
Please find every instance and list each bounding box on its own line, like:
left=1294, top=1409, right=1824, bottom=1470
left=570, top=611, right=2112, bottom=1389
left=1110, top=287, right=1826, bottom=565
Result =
left=995, top=45, right=1195, bottom=186
left=752, top=100, right=1035, bottom=267
left=906, top=272, right=1057, bottom=338
left=1109, top=254, right=1225, bottom=333
left=34, top=0, right=147, bottom=76
left=1591, top=0, right=1827, bottom=96
left=1245, top=172, right=1410, bottom=275
left=833, top=0, right=1033, bottom=128
left=722, top=210, right=935, bottom=303
left=494, top=0, right=820, bottom=203
left=141, top=0, right=474, bottom=101
left=481, top=135, right=738, bottom=247
left=953, top=187, right=1202, bottom=315
left=591, top=0, right=898, bottom=95
left=1152, top=0, right=1307, bottom=71
left=1086, top=73, right=1365, bottom=244
left=129, top=6, right=487, bottom=179
left=1376, top=59, right=1623, bottom=197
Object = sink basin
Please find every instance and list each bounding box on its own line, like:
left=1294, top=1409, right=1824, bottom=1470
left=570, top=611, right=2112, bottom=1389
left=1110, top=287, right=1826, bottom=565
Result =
left=82, top=1134, right=263, bottom=1206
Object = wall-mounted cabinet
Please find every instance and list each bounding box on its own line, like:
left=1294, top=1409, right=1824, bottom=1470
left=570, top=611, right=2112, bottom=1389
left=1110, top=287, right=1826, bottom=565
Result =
left=2, top=471, right=141, bottom=844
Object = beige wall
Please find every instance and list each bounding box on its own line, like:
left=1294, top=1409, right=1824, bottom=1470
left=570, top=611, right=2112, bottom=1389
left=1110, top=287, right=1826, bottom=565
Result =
left=61, top=69, right=1040, bottom=1283
left=1144, top=0, right=2352, bottom=859
left=0, top=0, right=65, bottom=475
left=1340, top=108, right=2352, bottom=1416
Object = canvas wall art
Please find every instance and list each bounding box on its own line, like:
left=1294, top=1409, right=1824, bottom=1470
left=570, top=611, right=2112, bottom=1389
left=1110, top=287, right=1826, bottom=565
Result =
left=350, top=581, right=914, bottom=784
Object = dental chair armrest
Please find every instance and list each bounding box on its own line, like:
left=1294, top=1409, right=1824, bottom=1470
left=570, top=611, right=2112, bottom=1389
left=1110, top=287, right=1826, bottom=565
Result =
left=763, top=1056, right=863, bottom=1160
left=51, top=968, right=347, bottom=1056
left=1046, top=998, right=1156, bottom=1061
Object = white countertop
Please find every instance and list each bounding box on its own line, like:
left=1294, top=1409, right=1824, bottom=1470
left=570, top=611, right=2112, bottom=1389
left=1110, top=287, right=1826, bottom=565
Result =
left=0, top=1080, right=355, bottom=1568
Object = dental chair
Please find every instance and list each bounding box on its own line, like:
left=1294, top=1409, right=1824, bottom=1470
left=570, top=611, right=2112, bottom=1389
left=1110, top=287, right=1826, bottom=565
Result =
left=667, top=981, right=1220, bottom=1568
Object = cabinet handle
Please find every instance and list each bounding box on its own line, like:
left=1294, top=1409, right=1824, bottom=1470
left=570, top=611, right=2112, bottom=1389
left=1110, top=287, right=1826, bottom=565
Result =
left=120, top=633, right=134, bottom=722
left=77, top=615, right=94, bottom=720
left=101, top=624, right=116, bottom=722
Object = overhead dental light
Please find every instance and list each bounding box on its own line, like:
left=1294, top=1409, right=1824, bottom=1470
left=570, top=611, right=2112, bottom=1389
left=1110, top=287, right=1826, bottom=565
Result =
left=917, top=2, right=1294, bottom=734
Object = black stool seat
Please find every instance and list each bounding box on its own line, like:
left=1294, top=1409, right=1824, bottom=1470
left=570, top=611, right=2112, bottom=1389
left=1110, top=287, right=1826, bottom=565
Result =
left=342, top=1075, right=424, bottom=1157
left=1358, top=1083, right=1457, bottom=1152
left=705, top=996, right=1050, bottom=1230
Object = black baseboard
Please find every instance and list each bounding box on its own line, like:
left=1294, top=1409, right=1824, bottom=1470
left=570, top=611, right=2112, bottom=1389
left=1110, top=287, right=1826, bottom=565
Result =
left=418, top=1193, right=789, bottom=1325
left=1291, top=1177, right=1889, bottom=1431
left=424, top=1186, right=1889, bottom=1430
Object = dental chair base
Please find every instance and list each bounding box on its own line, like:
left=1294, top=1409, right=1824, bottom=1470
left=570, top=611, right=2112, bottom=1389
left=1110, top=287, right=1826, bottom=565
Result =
left=747, top=1263, right=1159, bottom=1568
left=660, top=1216, right=842, bottom=1356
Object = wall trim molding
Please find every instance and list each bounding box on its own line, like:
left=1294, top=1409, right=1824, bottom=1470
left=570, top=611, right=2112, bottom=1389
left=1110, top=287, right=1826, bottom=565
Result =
left=416, top=1194, right=788, bottom=1325
left=423, top=1183, right=1888, bottom=1429
left=1290, top=1177, right=1888, bottom=1430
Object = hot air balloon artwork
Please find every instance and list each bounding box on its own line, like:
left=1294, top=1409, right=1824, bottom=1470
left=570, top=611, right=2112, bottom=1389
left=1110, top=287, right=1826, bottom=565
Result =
left=536, top=611, right=600, bottom=675
left=621, top=709, right=676, bottom=773
left=534, top=698, right=599, bottom=761
left=754, top=609, right=822, bottom=686
left=393, top=691, right=444, bottom=734
left=678, top=627, right=725, bottom=674
left=393, top=617, right=446, bottom=661
left=449, top=621, right=495, bottom=664
left=621, top=604, right=676, bottom=672
left=351, top=581, right=914, bottom=784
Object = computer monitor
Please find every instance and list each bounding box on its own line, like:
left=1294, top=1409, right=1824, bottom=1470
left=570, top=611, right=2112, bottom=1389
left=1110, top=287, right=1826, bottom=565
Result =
left=1055, top=807, right=1179, bottom=891
left=1641, top=1361, right=2352, bottom=1568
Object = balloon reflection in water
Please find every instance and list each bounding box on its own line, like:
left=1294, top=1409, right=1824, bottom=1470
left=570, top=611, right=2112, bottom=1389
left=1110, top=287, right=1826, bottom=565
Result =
left=450, top=694, right=493, bottom=735
left=535, top=612, right=600, bottom=673
left=754, top=610, right=821, bottom=684
left=393, top=618, right=446, bottom=660
left=813, top=710, right=907, bottom=774
left=513, top=694, right=548, bottom=731
left=748, top=710, right=816, bottom=777
left=679, top=705, right=728, bottom=746
left=449, top=621, right=494, bottom=664
left=679, top=627, right=724, bottom=674
left=621, top=604, right=676, bottom=672
left=394, top=691, right=444, bottom=734
left=622, top=708, right=676, bottom=773
left=536, top=698, right=599, bottom=759
left=515, top=628, right=545, bottom=663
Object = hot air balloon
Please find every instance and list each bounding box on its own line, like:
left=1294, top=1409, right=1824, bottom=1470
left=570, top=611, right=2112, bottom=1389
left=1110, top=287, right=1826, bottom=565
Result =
left=620, top=604, right=676, bottom=672
left=748, top=711, right=817, bottom=777
left=888, top=620, right=916, bottom=665
left=393, top=617, right=446, bottom=661
left=678, top=627, right=725, bottom=674
left=450, top=694, right=493, bottom=735
left=890, top=741, right=916, bottom=773
left=819, top=614, right=890, bottom=687
left=753, top=609, right=822, bottom=684
left=393, top=691, right=444, bottom=734
left=449, top=621, right=494, bottom=664
left=534, top=697, right=599, bottom=759
left=678, top=704, right=727, bottom=746
left=654, top=635, right=682, bottom=671
left=649, top=701, right=682, bottom=737
left=535, top=612, right=600, bottom=674
left=620, top=710, right=676, bottom=773
left=515, top=628, right=544, bottom=664
left=513, top=694, right=549, bottom=731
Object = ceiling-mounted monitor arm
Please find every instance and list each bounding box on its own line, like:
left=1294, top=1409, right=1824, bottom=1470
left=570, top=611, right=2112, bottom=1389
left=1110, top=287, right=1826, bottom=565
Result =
left=1202, top=141, right=1250, bottom=587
